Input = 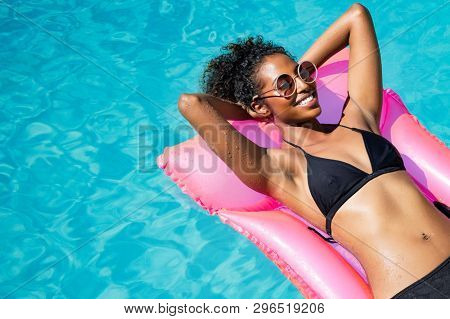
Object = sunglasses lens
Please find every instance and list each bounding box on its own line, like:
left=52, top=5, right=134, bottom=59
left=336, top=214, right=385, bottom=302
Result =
left=298, top=61, right=317, bottom=83
left=276, top=74, right=295, bottom=97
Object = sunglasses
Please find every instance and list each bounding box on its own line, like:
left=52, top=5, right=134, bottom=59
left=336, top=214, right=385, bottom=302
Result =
left=253, top=61, right=318, bottom=102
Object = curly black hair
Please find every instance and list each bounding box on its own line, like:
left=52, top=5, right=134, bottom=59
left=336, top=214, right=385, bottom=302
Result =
left=200, top=35, right=296, bottom=108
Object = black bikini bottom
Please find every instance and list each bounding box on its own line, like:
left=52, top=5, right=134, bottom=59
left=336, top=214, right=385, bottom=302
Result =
left=391, top=257, right=449, bottom=299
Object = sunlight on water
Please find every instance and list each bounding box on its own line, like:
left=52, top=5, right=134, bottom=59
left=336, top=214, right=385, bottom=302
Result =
left=0, top=0, right=448, bottom=298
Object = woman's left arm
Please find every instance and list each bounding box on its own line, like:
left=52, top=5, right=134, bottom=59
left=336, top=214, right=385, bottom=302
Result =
left=299, top=3, right=382, bottom=127
left=346, top=4, right=382, bottom=127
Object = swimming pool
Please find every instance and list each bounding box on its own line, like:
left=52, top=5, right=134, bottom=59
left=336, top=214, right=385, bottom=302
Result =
left=0, top=0, right=448, bottom=298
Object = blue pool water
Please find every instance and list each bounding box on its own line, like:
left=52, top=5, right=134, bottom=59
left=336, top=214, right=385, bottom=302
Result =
left=0, top=0, right=448, bottom=298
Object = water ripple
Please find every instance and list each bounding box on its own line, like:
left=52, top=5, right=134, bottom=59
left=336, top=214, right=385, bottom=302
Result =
left=0, top=0, right=447, bottom=299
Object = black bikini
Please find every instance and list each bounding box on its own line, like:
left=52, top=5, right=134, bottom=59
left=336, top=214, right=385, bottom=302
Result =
left=282, top=124, right=406, bottom=237
left=391, top=256, right=450, bottom=299
left=283, top=123, right=450, bottom=298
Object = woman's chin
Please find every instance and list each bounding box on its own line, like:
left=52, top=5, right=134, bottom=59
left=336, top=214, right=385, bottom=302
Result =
left=295, top=101, right=321, bottom=116
left=296, top=103, right=322, bottom=123
left=312, top=102, right=322, bottom=115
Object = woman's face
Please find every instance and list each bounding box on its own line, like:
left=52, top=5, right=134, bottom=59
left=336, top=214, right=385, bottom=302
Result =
left=252, top=53, right=322, bottom=124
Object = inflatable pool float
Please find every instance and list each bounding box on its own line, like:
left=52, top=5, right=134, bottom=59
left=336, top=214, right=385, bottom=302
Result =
left=157, top=48, right=450, bottom=298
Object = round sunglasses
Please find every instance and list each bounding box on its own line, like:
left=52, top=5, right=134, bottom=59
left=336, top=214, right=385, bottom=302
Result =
left=252, top=61, right=318, bottom=102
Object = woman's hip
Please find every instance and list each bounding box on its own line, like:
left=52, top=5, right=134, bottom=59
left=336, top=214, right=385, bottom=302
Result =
left=391, top=256, right=450, bottom=299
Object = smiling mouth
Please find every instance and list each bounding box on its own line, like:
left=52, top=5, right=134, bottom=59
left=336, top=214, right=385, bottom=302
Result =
left=294, top=91, right=317, bottom=107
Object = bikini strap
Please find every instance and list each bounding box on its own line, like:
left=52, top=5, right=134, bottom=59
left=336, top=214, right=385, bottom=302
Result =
left=339, top=125, right=373, bottom=136
left=307, top=227, right=337, bottom=243
left=282, top=138, right=308, bottom=154
left=338, top=124, right=356, bottom=131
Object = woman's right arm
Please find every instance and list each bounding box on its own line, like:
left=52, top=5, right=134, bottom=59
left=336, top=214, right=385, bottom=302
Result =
left=177, top=93, right=279, bottom=195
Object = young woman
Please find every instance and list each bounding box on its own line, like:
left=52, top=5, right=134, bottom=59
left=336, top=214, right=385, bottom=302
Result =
left=177, top=3, right=450, bottom=299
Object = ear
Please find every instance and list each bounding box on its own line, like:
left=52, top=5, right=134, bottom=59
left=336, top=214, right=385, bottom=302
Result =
left=247, top=96, right=272, bottom=122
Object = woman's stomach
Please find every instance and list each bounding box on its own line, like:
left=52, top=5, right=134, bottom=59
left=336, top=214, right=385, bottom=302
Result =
left=332, top=170, right=450, bottom=298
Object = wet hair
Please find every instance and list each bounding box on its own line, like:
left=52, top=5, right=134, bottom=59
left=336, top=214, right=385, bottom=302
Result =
left=200, top=35, right=296, bottom=108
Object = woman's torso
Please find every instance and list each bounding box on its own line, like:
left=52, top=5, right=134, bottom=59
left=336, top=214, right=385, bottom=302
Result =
left=267, top=120, right=450, bottom=298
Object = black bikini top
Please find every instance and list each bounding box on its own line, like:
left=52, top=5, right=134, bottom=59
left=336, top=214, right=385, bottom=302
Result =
left=282, top=124, right=406, bottom=237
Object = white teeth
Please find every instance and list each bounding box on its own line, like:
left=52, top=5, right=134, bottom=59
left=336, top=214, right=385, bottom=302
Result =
left=299, top=94, right=313, bottom=106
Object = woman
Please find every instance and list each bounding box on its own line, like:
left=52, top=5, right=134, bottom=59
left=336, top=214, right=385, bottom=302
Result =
left=178, top=3, right=450, bottom=298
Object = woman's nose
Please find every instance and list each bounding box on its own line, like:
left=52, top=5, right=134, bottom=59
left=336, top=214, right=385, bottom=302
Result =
left=295, top=75, right=310, bottom=93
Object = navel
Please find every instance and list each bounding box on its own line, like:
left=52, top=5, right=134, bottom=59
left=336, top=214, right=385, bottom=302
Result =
left=421, top=232, right=431, bottom=241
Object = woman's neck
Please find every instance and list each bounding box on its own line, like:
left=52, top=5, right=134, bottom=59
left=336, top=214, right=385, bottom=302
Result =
left=274, top=118, right=336, bottom=148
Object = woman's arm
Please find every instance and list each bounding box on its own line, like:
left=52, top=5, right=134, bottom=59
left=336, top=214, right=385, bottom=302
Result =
left=298, top=5, right=354, bottom=69
left=299, top=3, right=382, bottom=127
left=194, top=94, right=254, bottom=121
left=178, top=93, right=280, bottom=195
